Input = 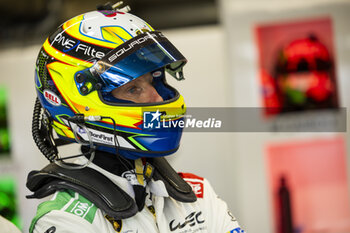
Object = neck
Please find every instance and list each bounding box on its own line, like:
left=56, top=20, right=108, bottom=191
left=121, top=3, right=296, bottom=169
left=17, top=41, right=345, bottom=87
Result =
left=82, top=146, right=136, bottom=176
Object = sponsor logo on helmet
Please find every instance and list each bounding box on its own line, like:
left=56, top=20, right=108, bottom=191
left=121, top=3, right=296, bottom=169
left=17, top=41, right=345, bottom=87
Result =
left=169, top=211, right=205, bottom=231
left=89, top=131, right=114, bottom=143
left=77, top=126, right=86, bottom=134
left=44, top=89, right=61, bottom=106
left=52, top=32, right=106, bottom=59
left=107, top=31, right=166, bottom=63
left=152, top=71, right=162, bottom=78
left=75, top=127, right=114, bottom=145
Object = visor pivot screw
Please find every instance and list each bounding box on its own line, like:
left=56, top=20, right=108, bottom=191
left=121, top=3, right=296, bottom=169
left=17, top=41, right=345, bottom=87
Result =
left=76, top=73, right=85, bottom=83
left=95, top=83, right=102, bottom=90
left=85, top=106, right=90, bottom=111
left=80, top=86, right=89, bottom=95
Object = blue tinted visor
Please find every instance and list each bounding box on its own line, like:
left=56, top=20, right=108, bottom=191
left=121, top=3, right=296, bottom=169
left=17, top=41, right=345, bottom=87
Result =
left=90, top=31, right=187, bottom=93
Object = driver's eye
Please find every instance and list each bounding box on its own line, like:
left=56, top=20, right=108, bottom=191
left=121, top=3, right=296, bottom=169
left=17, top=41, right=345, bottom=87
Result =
left=127, top=86, right=142, bottom=95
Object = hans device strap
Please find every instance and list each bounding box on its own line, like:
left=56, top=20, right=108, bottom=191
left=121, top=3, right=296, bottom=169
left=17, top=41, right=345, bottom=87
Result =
left=26, top=157, right=196, bottom=219
left=26, top=163, right=138, bottom=219
left=151, top=157, right=197, bottom=203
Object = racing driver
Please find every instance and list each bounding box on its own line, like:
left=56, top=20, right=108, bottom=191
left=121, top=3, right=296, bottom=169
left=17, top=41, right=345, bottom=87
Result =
left=26, top=3, right=244, bottom=233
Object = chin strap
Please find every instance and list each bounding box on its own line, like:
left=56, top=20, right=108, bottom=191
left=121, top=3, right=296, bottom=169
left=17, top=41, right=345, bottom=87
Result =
left=135, top=158, right=145, bottom=186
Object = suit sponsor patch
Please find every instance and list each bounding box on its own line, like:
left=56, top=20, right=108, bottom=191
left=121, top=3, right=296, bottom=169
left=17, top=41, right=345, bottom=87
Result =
left=169, top=211, right=205, bottom=231
left=179, top=173, right=204, bottom=198
left=227, top=227, right=245, bottom=233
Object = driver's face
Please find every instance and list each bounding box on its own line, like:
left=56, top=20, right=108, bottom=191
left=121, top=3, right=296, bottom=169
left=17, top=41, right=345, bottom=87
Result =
left=111, top=73, right=164, bottom=103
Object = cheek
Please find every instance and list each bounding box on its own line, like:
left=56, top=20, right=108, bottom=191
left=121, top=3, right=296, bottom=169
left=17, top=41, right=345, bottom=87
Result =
left=137, top=91, right=154, bottom=103
left=140, top=86, right=163, bottom=102
left=111, top=89, right=122, bottom=99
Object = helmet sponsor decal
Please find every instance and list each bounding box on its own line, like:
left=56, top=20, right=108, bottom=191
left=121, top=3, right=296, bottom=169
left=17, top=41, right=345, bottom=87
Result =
left=103, top=31, right=167, bottom=64
left=50, top=30, right=109, bottom=60
left=44, top=89, right=61, bottom=106
left=75, top=125, right=114, bottom=145
left=152, top=71, right=162, bottom=78
left=61, top=119, right=137, bottom=149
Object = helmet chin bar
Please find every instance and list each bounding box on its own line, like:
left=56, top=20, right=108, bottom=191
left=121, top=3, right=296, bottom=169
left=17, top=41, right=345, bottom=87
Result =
left=32, top=97, right=96, bottom=170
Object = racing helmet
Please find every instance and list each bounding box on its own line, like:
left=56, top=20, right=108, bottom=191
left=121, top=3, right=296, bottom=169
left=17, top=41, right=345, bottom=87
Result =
left=33, top=6, right=187, bottom=161
left=274, top=35, right=335, bottom=109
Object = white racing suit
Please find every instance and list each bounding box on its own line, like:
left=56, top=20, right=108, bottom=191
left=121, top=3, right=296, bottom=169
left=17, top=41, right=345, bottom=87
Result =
left=29, top=160, right=244, bottom=233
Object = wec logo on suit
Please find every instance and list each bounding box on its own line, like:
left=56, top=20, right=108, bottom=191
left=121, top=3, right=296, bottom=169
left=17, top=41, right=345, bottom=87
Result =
left=169, top=211, right=205, bottom=231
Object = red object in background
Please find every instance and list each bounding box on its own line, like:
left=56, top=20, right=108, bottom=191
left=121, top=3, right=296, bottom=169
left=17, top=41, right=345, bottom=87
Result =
left=266, top=136, right=350, bottom=233
left=306, top=71, right=333, bottom=102
left=281, top=36, right=330, bottom=72
left=255, top=17, right=339, bottom=116
left=260, top=69, right=282, bottom=115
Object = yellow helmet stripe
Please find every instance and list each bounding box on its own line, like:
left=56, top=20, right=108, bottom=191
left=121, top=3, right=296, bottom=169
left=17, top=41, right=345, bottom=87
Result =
left=63, top=15, right=118, bottom=49
left=46, top=62, right=80, bottom=114
left=43, top=39, right=93, bottom=67
left=52, top=120, right=74, bottom=138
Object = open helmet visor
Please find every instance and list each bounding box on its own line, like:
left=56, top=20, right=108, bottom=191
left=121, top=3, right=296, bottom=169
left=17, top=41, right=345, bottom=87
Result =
left=80, top=31, right=187, bottom=94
